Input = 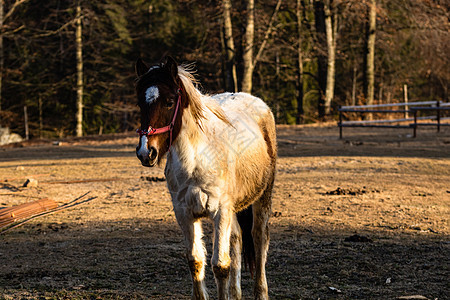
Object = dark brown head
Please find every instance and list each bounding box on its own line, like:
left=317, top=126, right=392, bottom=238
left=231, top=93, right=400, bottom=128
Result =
left=135, top=56, right=183, bottom=167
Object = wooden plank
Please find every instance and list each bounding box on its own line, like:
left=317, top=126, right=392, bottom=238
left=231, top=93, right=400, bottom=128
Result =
left=341, top=101, right=440, bottom=110
left=0, top=192, right=95, bottom=234
left=339, top=124, right=412, bottom=129
left=410, top=107, right=450, bottom=111
left=0, top=199, right=58, bottom=228
left=341, top=115, right=436, bottom=125
left=339, top=109, right=412, bottom=113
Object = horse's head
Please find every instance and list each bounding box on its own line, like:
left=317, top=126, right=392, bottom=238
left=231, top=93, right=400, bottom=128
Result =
left=135, top=56, right=183, bottom=167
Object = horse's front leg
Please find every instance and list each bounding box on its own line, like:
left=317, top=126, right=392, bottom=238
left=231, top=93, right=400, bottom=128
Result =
left=174, top=213, right=208, bottom=300
left=212, top=207, right=233, bottom=300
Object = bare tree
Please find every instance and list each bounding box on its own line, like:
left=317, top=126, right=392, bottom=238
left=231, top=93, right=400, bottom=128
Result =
left=314, top=0, right=326, bottom=119
left=242, top=0, right=255, bottom=93
left=296, top=0, right=304, bottom=124
left=75, top=3, right=83, bottom=137
left=222, top=0, right=238, bottom=92
left=0, top=0, right=3, bottom=116
left=324, top=0, right=337, bottom=115
left=242, top=0, right=282, bottom=93
left=0, top=0, right=30, bottom=120
left=365, top=0, right=376, bottom=107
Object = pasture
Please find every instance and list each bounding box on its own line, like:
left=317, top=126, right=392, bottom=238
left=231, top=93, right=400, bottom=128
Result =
left=0, top=125, right=449, bottom=299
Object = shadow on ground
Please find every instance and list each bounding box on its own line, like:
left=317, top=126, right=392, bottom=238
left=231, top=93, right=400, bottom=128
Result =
left=1, top=219, right=448, bottom=299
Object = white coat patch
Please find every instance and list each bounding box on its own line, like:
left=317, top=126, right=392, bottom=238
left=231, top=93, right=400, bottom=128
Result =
left=145, top=86, right=159, bottom=104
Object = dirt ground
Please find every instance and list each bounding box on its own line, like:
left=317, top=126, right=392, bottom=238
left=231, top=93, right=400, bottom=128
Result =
left=0, top=125, right=448, bottom=300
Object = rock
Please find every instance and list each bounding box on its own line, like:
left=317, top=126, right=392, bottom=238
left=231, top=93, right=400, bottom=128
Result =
left=328, top=286, right=342, bottom=293
left=23, top=178, right=38, bottom=187
left=344, top=234, right=373, bottom=243
left=272, top=211, right=282, bottom=217
left=0, top=127, right=23, bottom=146
left=140, top=176, right=166, bottom=182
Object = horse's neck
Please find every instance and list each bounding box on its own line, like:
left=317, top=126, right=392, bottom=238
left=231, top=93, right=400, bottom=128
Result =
left=169, top=92, right=232, bottom=179
left=169, top=104, right=208, bottom=174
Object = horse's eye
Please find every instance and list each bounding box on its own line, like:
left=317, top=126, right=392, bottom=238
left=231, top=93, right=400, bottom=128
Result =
left=166, top=101, right=174, bottom=108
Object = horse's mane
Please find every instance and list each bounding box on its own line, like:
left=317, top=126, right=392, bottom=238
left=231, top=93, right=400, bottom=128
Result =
left=178, top=65, right=232, bottom=130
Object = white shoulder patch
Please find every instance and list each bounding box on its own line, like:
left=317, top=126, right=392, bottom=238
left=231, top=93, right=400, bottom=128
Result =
left=145, top=86, right=159, bottom=104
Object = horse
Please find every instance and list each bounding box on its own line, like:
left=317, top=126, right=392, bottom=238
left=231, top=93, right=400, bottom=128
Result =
left=135, top=56, right=276, bottom=300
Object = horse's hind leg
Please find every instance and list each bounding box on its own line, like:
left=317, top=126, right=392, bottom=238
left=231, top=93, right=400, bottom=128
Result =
left=229, top=213, right=242, bottom=299
left=252, top=179, right=274, bottom=300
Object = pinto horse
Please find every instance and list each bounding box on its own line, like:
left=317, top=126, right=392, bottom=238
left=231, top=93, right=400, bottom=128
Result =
left=135, top=56, right=276, bottom=300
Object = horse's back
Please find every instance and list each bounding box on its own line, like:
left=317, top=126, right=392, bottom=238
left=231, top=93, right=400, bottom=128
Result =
left=209, top=92, right=277, bottom=210
left=208, top=92, right=275, bottom=156
left=211, top=92, right=271, bottom=123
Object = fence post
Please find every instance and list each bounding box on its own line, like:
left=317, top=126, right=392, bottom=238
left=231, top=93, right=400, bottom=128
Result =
left=403, top=84, right=409, bottom=119
left=436, top=101, right=440, bottom=133
left=338, top=106, right=343, bottom=139
left=413, top=109, right=417, bottom=138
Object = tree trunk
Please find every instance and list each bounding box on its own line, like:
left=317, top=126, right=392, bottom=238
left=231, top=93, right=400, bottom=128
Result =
left=241, top=0, right=282, bottom=94
left=296, top=0, right=304, bottom=124
left=253, top=0, right=282, bottom=66
left=365, top=0, right=376, bottom=106
left=351, top=65, right=357, bottom=106
left=275, top=51, right=280, bottom=122
left=324, top=0, right=336, bottom=115
left=23, top=105, right=29, bottom=140
left=242, top=0, right=254, bottom=93
left=222, top=0, right=237, bottom=92
left=1, top=0, right=32, bottom=122
left=75, top=4, right=83, bottom=137
left=0, top=0, right=3, bottom=118
left=314, top=0, right=326, bottom=119
left=38, top=95, right=43, bottom=139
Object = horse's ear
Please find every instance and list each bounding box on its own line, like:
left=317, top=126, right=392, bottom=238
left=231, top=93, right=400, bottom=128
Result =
left=135, top=58, right=149, bottom=77
left=164, top=56, right=178, bottom=81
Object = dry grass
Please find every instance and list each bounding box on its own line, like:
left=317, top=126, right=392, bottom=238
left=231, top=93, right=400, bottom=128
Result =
left=0, top=125, right=448, bottom=299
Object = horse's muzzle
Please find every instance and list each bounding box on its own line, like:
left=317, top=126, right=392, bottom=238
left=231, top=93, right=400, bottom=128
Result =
left=136, top=146, right=158, bottom=167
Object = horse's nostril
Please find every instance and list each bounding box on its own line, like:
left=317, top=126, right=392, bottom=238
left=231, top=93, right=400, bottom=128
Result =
left=149, top=146, right=158, bottom=161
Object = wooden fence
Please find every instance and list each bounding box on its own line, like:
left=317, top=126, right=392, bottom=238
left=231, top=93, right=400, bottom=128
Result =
left=338, top=101, right=450, bottom=139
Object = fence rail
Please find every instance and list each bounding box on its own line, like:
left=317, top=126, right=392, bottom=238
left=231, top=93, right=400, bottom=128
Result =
left=340, top=101, right=439, bottom=110
left=338, top=101, right=450, bottom=139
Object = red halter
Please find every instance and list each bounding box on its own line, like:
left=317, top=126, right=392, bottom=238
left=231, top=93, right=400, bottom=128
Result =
left=136, top=87, right=182, bottom=150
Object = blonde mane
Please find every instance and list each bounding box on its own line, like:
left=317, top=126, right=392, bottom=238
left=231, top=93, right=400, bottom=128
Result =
left=178, top=65, right=232, bottom=130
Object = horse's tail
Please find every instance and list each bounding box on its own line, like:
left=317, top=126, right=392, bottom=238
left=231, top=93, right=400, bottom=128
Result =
left=237, top=204, right=255, bottom=277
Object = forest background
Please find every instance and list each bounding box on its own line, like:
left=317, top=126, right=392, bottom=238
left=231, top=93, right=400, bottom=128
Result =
left=0, top=0, right=448, bottom=138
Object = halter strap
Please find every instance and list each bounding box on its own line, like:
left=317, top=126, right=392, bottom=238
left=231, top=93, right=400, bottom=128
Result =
left=136, top=87, right=182, bottom=150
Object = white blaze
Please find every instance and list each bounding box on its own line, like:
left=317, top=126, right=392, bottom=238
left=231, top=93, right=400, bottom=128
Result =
left=148, top=65, right=160, bottom=72
left=145, top=86, right=159, bottom=104
left=137, top=135, right=149, bottom=158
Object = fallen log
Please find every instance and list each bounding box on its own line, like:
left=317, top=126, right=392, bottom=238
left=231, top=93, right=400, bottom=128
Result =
left=0, top=198, right=58, bottom=228
left=0, top=192, right=96, bottom=234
